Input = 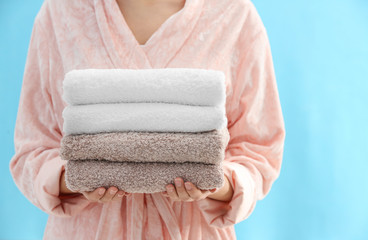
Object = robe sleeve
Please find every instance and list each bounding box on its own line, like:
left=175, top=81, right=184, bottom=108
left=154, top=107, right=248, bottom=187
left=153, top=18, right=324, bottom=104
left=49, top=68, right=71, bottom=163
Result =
left=8, top=16, right=91, bottom=218
left=196, top=27, right=286, bottom=228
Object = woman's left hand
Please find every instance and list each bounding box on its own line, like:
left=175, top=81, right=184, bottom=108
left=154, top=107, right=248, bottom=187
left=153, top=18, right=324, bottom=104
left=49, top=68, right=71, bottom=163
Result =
left=162, top=177, right=218, bottom=201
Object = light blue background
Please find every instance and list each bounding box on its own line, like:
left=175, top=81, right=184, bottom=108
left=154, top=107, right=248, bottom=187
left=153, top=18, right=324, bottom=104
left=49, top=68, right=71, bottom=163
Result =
left=1, top=0, right=368, bottom=239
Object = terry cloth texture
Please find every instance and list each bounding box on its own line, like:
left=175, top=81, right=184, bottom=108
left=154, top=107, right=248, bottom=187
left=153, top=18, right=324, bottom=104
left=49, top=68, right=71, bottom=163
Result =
left=60, top=128, right=230, bottom=164
left=62, top=102, right=227, bottom=135
left=62, top=68, right=226, bottom=106
left=65, top=159, right=225, bottom=193
left=61, top=68, right=229, bottom=193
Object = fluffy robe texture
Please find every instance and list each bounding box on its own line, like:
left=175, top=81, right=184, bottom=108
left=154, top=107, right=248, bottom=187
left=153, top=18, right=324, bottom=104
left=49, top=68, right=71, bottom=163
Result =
left=62, top=68, right=226, bottom=106
left=62, top=102, right=227, bottom=135
left=65, top=159, right=225, bottom=193
left=60, top=128, right=230, bottom=164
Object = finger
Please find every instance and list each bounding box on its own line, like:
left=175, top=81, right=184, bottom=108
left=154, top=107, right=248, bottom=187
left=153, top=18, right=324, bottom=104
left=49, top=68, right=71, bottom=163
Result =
left=174, top=178, right=192, bottom=201
left=82, top=187, right=106, bottom=202
left=160, top=191, right=168, bottom=196
left=166, top=184, right=179, bottom=201
left=99, top=186, right=118, bottom=203
left=203, top=188, right=218, bottom=196
left=111, top=190, right=126, bottom=201
left=184, top=182, right=203, bottom=200
left=199, top=188, right=217, bottom=199
left=208, top=188, right=218, bottom=193
left=201, top=190, right=213, bottom=199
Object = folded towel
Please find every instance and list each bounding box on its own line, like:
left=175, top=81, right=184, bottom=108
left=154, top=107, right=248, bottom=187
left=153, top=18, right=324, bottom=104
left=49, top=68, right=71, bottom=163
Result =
left=60, top=128, right=230, bottom=164
left=65, top=160, right=225, bottom=193
left=62, top=68, right=226, bottom=106
left=62, top=102, right=227, bottom=135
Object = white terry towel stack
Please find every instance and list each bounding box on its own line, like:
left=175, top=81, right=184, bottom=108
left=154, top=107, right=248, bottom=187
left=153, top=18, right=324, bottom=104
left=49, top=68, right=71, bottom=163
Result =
left=61, top=68, right=229, bottom=193
left=62, top=68, right=227, bottom=134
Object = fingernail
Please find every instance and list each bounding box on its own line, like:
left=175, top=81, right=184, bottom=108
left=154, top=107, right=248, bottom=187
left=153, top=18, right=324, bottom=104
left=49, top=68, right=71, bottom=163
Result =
left=175, top=179, right=182, bottom=187
left=168, top=187, right=174, bottom=192
left=118, top=193, right=124, bottom=197
left=99, top=188, right=105, bottom=195
left=110, top=189, right=117, bottom=195
left=185, top=182, right=192, bottom=190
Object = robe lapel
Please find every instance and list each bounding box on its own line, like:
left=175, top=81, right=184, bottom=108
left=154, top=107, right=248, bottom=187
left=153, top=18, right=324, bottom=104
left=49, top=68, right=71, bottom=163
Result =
left=93, top=0, right=204, bottom=69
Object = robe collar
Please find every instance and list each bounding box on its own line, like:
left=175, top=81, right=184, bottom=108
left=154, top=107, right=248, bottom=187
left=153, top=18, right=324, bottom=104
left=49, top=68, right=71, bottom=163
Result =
left=94, top=0, right=204, bottom=69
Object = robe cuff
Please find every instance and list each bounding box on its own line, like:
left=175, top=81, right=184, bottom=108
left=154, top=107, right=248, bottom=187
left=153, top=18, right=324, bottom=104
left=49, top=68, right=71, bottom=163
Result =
left=34, top=156, right=90, bottom=217
left=196, top=161, right=256, bottom=228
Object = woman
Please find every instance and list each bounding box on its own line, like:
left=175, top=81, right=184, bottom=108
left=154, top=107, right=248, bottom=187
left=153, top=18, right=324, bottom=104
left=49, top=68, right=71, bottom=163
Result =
left=9, top=0, right=285, bottom=239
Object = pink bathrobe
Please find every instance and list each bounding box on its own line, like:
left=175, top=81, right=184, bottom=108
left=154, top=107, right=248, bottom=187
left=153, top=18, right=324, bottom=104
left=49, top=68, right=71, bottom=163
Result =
left=9, top=0, right=285, bottom=239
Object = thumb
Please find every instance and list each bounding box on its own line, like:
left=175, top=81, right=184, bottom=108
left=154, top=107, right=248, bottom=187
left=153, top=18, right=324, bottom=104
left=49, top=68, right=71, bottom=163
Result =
left=209, top=188, right=217, bottom=193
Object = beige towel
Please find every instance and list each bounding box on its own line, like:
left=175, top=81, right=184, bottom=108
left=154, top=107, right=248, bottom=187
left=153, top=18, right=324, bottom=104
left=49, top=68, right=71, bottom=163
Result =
left=60, top=128, right=229, bottom=164
left=65, top=160, right=225, bottom=193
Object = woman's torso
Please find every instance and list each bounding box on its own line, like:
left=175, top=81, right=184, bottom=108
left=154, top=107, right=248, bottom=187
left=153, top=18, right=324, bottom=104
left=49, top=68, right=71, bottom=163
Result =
left=39, top=0, right=260, bottom=239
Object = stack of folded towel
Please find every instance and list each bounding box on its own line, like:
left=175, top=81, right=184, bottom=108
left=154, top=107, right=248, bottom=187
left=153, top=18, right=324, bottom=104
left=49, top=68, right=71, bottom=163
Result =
left=60, top=68, right=230, bottom=193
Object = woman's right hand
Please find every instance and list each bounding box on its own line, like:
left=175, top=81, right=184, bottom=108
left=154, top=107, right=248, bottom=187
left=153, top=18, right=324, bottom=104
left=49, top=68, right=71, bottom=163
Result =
left=81, top=186, right=129, bottom=203
left=60, top=169, right=130, bottom=203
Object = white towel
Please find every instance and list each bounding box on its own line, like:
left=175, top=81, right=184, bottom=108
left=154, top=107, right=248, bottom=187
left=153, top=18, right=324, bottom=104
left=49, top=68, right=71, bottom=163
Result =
left=62, top=68, right=226, bottom=106
left=62, top=102, right=227, bottom=135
